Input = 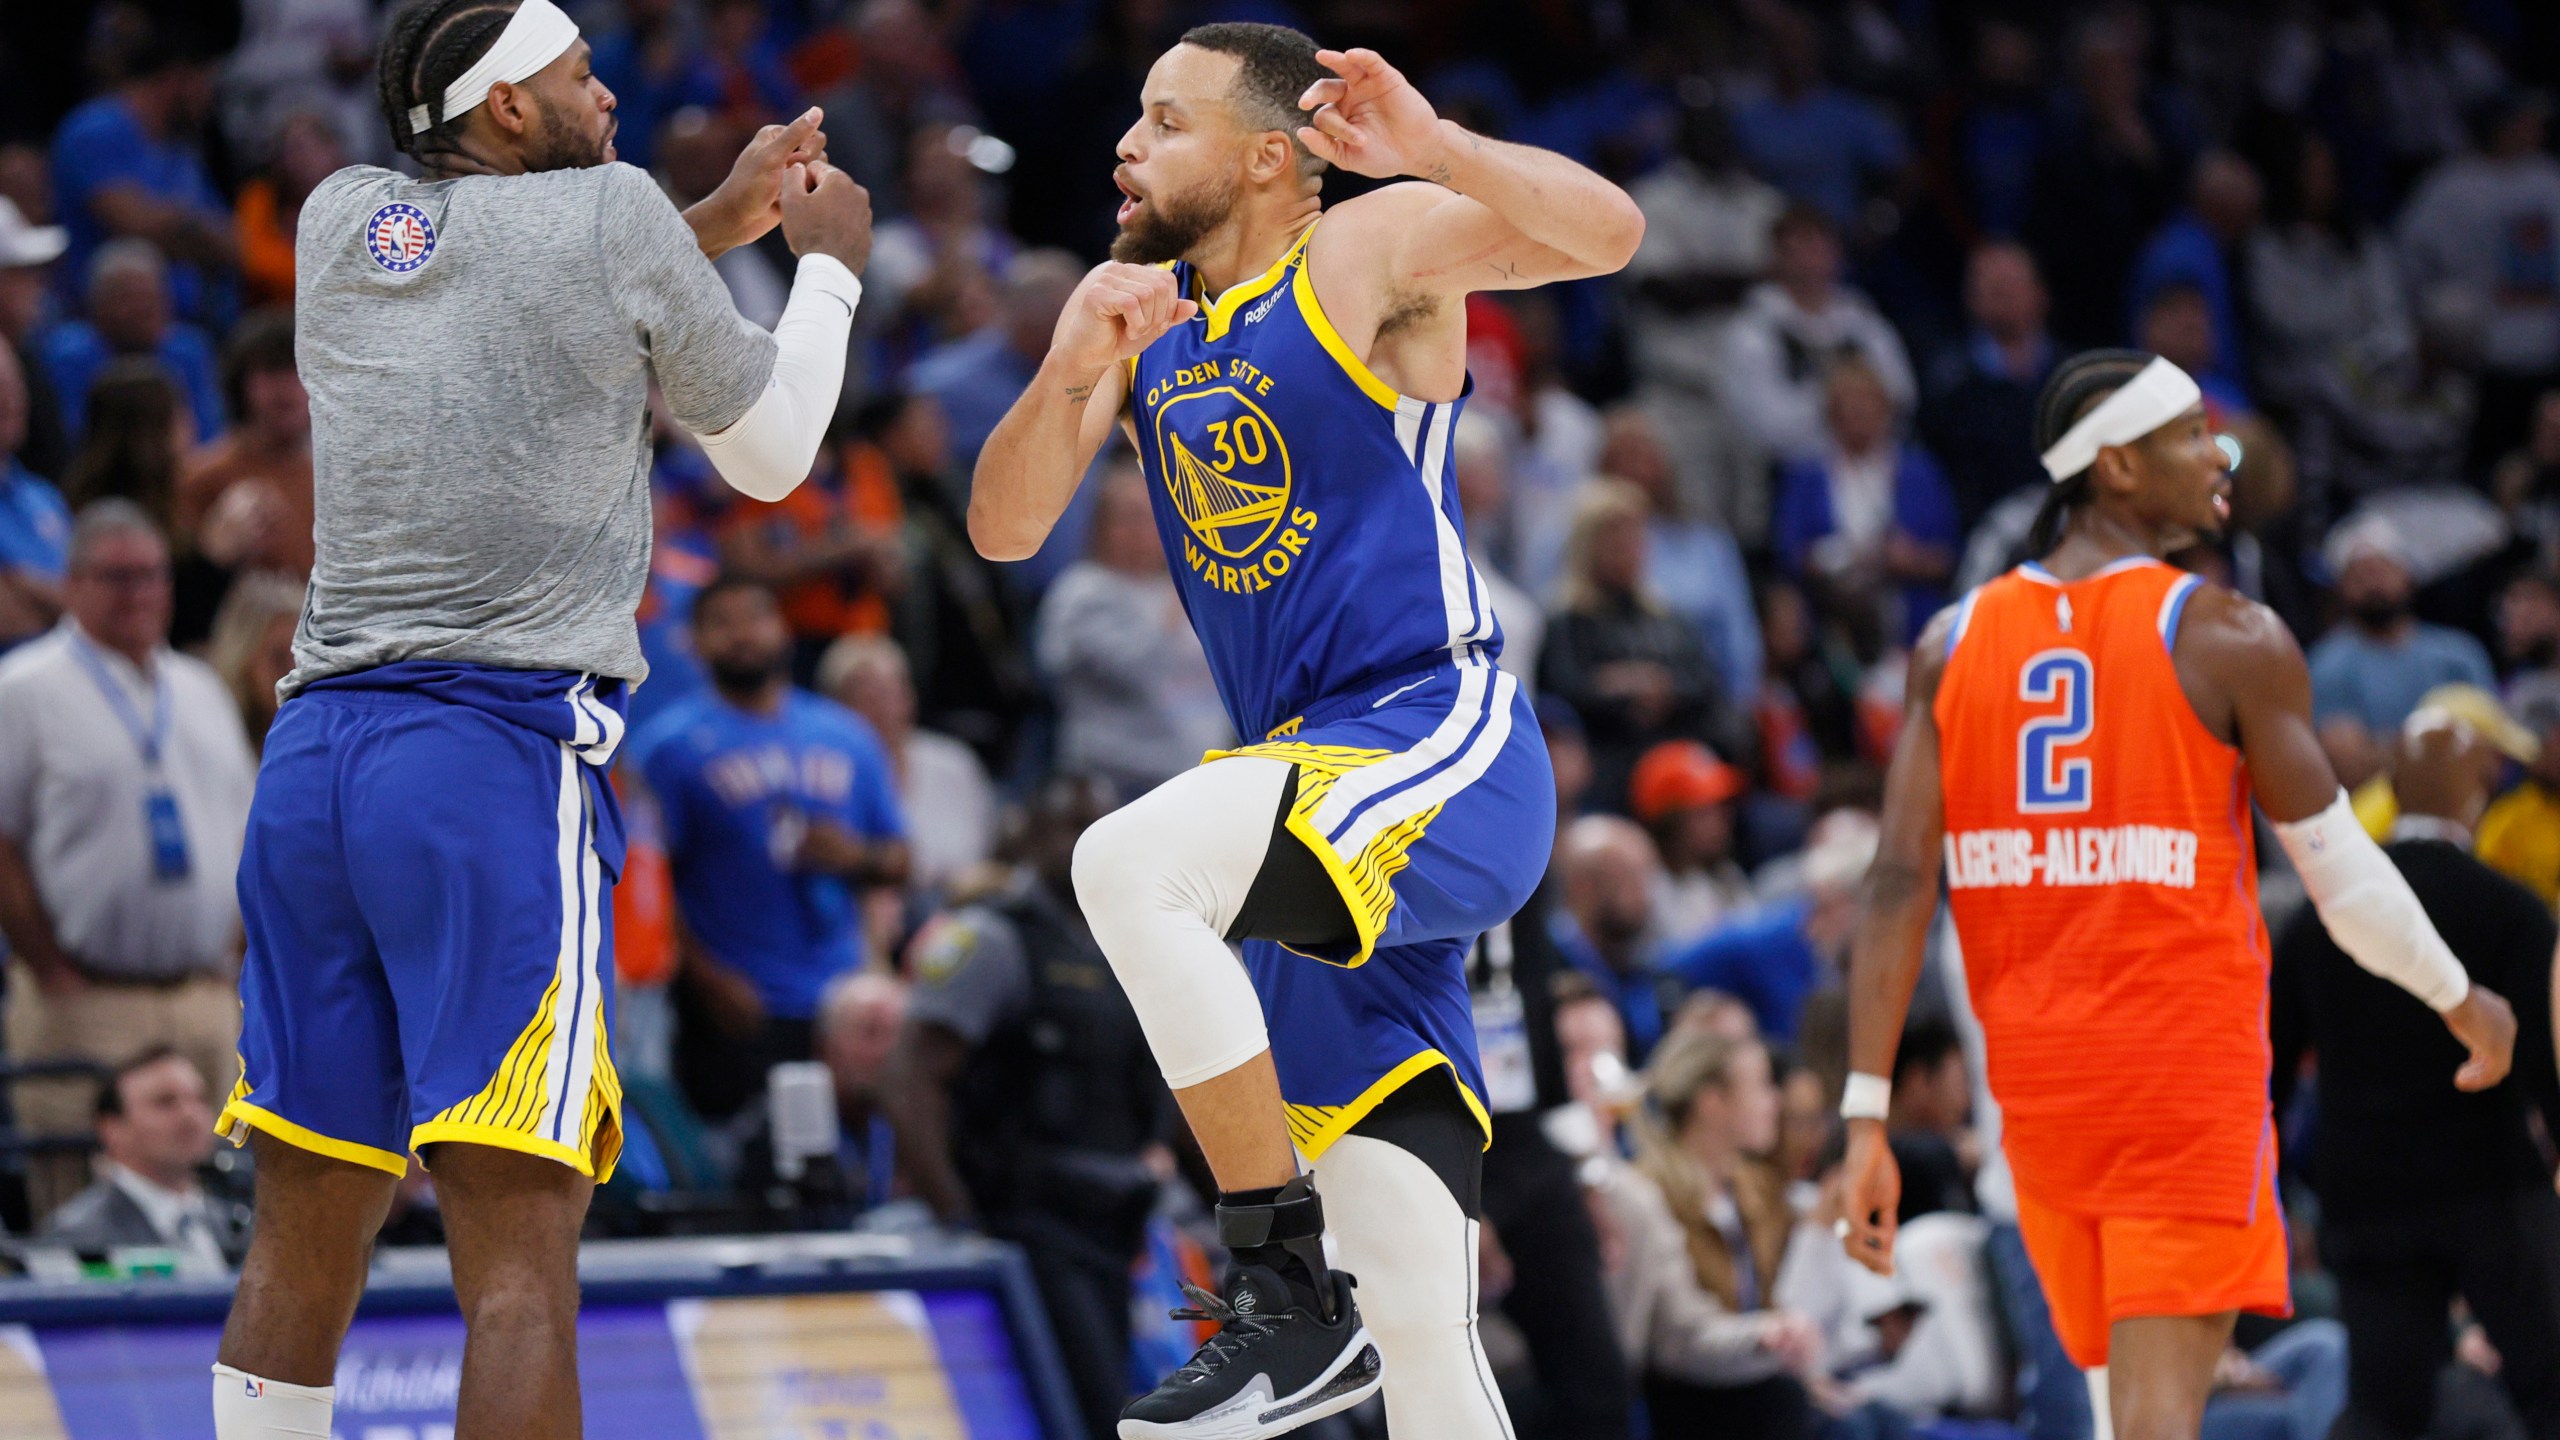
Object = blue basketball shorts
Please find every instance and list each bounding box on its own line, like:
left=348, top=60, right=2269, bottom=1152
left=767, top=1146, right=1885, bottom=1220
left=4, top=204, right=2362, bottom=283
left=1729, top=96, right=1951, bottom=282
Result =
left=220, top=662, right=629, bottom=1180
left=1214, top=658, right=1555, bottom=1158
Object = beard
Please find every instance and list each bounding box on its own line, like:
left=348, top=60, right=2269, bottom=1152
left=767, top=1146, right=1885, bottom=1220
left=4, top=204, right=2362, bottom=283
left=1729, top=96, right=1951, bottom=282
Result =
left=708, top=656, right=782, bottom=694
left=2350, top=597, right=2412, bottom=632
left=524, top=104, right=610, bottom=173
left=1110, top=172, right=1239, bottom=265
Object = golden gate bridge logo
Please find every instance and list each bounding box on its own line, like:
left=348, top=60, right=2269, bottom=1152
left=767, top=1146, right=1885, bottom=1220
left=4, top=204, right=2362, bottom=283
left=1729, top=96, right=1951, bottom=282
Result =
left=1155, top=388, right=1294, bottom=560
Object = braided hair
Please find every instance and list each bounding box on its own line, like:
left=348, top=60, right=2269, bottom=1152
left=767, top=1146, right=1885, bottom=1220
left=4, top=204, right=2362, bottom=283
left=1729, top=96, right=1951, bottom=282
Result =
left=377, top=0, right=523, bottom=161
left=2025, top=348, right=2156, bottom=558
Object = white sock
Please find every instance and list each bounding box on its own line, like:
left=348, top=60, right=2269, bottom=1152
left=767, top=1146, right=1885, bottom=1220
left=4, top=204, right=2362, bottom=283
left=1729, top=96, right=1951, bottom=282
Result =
left=212, top=1363, right=335, bottom=1439
left=1070, top=757, right=1286, bottom=1088
left=2087, top=1366, right=2114, bottom=1440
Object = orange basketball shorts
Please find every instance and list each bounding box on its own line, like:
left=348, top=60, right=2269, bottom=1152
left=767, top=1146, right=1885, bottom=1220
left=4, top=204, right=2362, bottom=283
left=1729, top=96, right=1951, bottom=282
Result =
left=2011, top=1159, right=2292, bottom=1369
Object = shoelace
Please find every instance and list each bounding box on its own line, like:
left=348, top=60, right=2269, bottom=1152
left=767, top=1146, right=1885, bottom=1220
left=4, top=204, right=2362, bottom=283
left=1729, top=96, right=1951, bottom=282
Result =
left=1166, top=1280, right=1285, bottom=1378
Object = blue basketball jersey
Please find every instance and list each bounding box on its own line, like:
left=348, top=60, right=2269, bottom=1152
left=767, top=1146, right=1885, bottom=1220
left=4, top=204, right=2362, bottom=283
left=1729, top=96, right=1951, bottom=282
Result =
left=1128, top=220, right=1502, bottom=740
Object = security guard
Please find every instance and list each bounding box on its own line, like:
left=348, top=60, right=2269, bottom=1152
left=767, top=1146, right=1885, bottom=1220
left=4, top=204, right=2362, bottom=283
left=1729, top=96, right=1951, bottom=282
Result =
left=885, top=774, right=1177, bottom=1438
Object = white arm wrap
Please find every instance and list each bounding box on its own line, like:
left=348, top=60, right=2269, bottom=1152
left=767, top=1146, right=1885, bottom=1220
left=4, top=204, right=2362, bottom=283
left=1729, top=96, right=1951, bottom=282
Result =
left=691, top=254, right=861, bottom=503
left=2274, top=789, right=2471, bottom=1013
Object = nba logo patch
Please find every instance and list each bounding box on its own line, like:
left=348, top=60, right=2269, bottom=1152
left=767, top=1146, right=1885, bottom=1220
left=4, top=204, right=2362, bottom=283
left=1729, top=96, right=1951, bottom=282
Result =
left=365, top=202, right=436, bottom=273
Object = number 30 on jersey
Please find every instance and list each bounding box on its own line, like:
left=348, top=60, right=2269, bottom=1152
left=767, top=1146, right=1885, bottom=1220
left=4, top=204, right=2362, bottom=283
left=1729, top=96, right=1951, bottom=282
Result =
left=2016, top=648, right=2093, bottom=813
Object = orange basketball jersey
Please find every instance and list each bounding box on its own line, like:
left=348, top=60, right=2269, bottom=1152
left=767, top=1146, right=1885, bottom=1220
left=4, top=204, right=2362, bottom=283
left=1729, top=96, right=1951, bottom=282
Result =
left=1935, top=557, right=2274, bottom=1225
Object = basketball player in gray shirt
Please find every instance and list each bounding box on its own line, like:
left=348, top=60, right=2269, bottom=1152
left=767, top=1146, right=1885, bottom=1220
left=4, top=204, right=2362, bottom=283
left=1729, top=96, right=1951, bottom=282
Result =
left=209, top=3, right=871, bottom=1435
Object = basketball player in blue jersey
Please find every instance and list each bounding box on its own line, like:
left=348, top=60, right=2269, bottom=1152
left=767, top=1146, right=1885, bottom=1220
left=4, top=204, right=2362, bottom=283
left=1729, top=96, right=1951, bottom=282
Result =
left=207, top=1, right=871, bottom=1436
left=973, top=24, right=1642, bottom=1438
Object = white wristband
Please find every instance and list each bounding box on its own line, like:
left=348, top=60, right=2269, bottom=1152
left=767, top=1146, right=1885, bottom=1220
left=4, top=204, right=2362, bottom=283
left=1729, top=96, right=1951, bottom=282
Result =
left=1840, top=1072, right=1891, bottom=1122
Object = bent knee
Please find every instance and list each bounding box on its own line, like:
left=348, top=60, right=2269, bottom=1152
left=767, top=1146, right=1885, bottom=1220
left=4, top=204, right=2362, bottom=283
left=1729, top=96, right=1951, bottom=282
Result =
left=1070, top=804, right=1162, bottom=918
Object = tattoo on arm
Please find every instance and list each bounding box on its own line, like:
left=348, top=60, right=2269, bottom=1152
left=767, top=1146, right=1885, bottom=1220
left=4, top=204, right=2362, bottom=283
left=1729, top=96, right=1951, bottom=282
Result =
left=1062, top=382, right=1094, bottom=405
left=1427, top=161, right=1454, bottom=187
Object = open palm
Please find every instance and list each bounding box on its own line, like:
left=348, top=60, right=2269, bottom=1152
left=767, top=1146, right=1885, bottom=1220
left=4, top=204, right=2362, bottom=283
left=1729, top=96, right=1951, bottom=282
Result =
left=1296, top=48, right=1445, bottom=180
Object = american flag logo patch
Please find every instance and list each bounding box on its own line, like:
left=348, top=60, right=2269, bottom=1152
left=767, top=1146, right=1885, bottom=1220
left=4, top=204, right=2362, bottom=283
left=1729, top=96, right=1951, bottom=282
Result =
left=364, top=202, right=436, bottom=274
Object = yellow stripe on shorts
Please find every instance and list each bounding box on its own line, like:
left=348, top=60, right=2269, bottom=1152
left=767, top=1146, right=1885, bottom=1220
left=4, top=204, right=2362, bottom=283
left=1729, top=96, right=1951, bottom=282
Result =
left=1205, top=739, right=1440, bottom=968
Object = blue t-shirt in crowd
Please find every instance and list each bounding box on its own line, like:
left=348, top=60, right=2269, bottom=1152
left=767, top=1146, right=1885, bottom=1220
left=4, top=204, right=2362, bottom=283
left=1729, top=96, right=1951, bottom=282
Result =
left=36, top=321, right=226, bottom=443
left=48, top=95, right=232, bottom=327
left=910, top=325, right=1033, bottom=470
left=2306, top=622, right=2497, bottom=737
left=1552, top=911, right=1674, bottom=1063
left=1648, top=518, right=1764, bottom=703
left=1731, top=86, right=1907, bottom=226
left=2126, top=212, right=2246, bottom=397
left=0, top=460, right=71, bottom=584
left=1662, top=897, right=1824, bottom=1042
left=631, top=688, right=908, bottom=1020
left=1771, top=442, right=1962, bottom=647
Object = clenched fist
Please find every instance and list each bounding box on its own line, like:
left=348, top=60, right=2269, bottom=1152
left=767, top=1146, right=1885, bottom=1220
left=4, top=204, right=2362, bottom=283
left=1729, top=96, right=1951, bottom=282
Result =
left=780, top=160, right=873, bottom=275
left=1051, top=261, right=1199, bottom=374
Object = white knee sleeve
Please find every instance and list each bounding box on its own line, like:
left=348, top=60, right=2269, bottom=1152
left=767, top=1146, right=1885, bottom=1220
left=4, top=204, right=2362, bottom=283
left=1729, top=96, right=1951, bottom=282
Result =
left=1071, top=757, right=1289, bottom=1089
left=1315, top=1134, right=1516, bottom=1440
left=212, top=1365, right=335, bottom=1439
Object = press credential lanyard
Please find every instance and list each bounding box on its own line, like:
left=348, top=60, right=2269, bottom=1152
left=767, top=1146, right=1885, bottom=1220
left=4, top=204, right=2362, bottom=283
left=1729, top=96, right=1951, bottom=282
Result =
left=69, top=633, right=191, bottom=883
left=1472, top=919, right=1537, bottom=1115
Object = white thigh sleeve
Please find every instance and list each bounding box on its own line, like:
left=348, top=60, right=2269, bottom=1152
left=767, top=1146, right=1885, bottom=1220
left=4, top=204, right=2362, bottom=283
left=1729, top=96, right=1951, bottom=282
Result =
left=688, top=253, right=860, bottom=502
left=1071, top=757, right=1289, bottom=1089
left=2273, top=790, right=2471, bottom=1012
left=1315, top=1134, right=1517, bottom=1440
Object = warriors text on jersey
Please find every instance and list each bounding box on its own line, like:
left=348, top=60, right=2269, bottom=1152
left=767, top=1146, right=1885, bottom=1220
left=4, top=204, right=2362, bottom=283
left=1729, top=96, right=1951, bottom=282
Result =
left=1935, top=558, right=2271, bottom=1224
left=1128, top=221, right=1501, bottom=742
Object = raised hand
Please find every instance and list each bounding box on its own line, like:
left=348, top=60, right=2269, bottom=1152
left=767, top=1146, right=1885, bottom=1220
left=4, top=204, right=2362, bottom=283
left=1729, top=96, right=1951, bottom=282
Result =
left=779, top=159, right=874, bottom=275
left=1050, top=261, right=1199, bottom=375
left=1295, top=48, right=1449, bottom=181
left=689, top=107, right=829, bottom=257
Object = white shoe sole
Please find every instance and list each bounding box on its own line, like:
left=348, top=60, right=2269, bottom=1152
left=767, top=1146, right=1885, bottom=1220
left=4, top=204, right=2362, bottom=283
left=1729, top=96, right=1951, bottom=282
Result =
left=1117, top=1326, right=1383, bottom=1440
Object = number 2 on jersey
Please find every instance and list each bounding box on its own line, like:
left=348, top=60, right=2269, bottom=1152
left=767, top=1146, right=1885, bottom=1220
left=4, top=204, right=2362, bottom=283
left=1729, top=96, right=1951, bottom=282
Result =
left=2017, top=648, right=2093, bottom=813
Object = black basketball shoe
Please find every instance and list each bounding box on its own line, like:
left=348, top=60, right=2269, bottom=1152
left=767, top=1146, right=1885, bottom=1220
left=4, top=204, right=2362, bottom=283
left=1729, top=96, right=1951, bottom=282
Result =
left=1116, top=1265, right=1382, bottom=1439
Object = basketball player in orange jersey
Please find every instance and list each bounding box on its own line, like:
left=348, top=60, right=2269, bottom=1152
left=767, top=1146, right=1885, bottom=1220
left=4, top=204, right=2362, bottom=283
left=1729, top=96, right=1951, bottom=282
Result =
left=1839, top=348, right=2519, bottom=1440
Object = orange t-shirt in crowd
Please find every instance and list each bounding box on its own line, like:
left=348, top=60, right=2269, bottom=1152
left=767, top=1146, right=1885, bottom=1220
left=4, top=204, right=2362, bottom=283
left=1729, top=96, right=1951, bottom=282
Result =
left=234, top=177, right=298, bottom=309
left=718, top=443, right=904, bottom=641
left=1935, top=556, right=2273, bottom=1225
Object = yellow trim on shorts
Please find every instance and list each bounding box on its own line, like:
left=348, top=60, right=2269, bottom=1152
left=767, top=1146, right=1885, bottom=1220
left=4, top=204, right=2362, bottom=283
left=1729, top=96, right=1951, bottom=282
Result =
left=1206, top=738, right=1441, bottom=968
left=1289, top=240, right=1402, bottom=410
left=412, top=967, right=626, bottom=1182
left=1283, top=1049, right=1493, bottom=1161
left=408, top=1118, right=619, bottom=1181
left=217, top=1094, right=409, bottom=1178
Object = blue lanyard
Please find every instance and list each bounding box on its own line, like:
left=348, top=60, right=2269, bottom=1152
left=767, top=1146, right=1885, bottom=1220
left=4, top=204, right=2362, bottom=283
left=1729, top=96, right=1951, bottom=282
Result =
left=68, top=631, right=170, bottom=769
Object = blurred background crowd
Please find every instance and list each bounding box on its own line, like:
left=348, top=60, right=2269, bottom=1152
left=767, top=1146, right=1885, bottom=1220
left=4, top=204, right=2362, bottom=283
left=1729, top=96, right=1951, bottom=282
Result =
left=3, top=0, right=2560, bottom=1437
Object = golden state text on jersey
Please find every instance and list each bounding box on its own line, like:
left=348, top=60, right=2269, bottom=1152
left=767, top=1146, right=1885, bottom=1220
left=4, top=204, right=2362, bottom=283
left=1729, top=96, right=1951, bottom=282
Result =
left=1128, top=220, right=1502, bottom=740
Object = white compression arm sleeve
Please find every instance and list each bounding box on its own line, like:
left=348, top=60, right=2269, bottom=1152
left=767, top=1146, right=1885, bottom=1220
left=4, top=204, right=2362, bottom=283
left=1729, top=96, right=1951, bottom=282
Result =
left=2273, top=789, right=2471, bottom=1012
left=689, top=253, right=861, bottom=502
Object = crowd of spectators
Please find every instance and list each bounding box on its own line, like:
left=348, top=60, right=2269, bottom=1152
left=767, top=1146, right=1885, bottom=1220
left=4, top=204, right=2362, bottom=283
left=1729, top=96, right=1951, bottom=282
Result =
left=5, top=1, right=2560, bottom=1438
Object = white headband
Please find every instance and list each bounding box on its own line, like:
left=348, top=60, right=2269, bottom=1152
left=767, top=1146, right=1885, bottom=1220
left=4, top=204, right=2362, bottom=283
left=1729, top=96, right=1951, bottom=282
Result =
left=405, top=0, right=582, bottom=136
left=2039, top=356, right=2203, bottom=482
